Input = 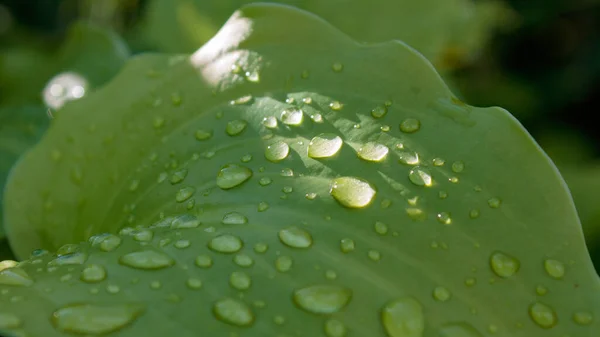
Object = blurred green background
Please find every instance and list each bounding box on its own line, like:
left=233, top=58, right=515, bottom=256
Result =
left=0, top=0, right=598, bottom=272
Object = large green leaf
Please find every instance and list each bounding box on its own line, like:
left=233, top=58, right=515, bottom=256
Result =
left=0, top=105, right=49, bottom=242
left=2, top=4, right=598, bottom=336
left=133, top=0, right=513, bottom=68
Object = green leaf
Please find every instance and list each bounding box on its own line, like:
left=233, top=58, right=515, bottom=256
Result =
left=0, top=105, right=49, bottom=242
left=134, top=0, right=513, bottom=68
left=3, top=4, right=598, bottom=336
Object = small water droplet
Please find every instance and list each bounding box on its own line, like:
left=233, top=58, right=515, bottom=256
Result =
left=433, top=286, right=451, bottom=302
left=437, top=212, right=452, bottom=225
left=381, top=125, right=390, bottom=132
left=279, top=227, right=313, bottom=248
left=358, top=142, right=389, bottom=162
left=262, top=116, right=278, bottom=129
left=368, top=250, right=381, bottom=261
left=374, top=221, right=389, bottom=235
left=293, top=285, right=352, bottom=314
left=438, top=191, right=448, bottom=199
left=217, top=164, right=253, bottom=189
left=133, top=230, right=153, bottom=242
left=51, top=303, right=144, bottom=335
left=245, top=70, right=260, bottom=83
left=222, top=212, right=248, bottom=225
left=400, top=119, right=421, bottom=133
left=332, top=62, right=343, bottom=72
left=544, top=259, right=565, bottom=279
left=464, top=277, right=477, bottom=287
left=371, top=105, right=388, bottom=119
left=408, top=167, right=432, bottom=186
left=254, top=243, right=268, bottom=254
left=573, top=311, right=593, bottom=325
left=230, top=271, right=252, bottom=290
left=398, top=151, right=420, bottom=165
left=329, top=101, right=343, bottom=111
left=213, top=298, right=254, bottom=327
left=438, top=323, right=483, bottom=337
left=311, top=113, right=324, bottom=123
left=259, top=177, right=272, bottom=186
left=233, top=254, right=254, bottom=267
left=119, top=250, right=175, bottom=270
left=90, top=234, right=122, bottom=252
left=432, top=158, right=445, bottom=166
left=488, top=198, right=501, bottom=208
left=175, top=186, right=195, bottom=202
left=195, top=255, right=213, bottom=268
left=257, top=201, right=270, bottom=212
left=240, top=154, right=252, bottom=163
left=535, top=285, right=548, bottom=296
left=275, top=256, right=293, bottom=272
left=281, top=168, right=294, bottom=177
left=281, top=108, right=304, bottom=126
left=305, top=192, right=318, bottom=200
left=170, top=169, right=188, bottom=185
left=324, top=319, right=347, bottom=337
left=265, top=141, right=290, bottom=162
left=340, top=238, right=355, bottom=253
left=330, top=177, right=376, bottom=208
left=381, top=297, right=424, bottom=337
left=230, top=64, right=242, bottom=74
left=80, top=265, right=107, bottom=283
left=226, top=120, right=248, bottom=136
left=230, top=95, right=253, bottom=105
left=469, top=209, right=480, bottom=219
left=195, top=129, right=213, bottom=141
left=186, top=278, right=203, bottom=290
left=0, top=312, right=22, bottom=329
left=171, top=214, right=201, bottom=229
left=490, top=252, right=520, bottom=278
left=0, top=268, right=34, bottom=287
left=174, top=240, right=191, bottom=249
left=452, top=161, right=465, bottom=173
left=308, top=133, right=343, bottom=158
left=209, top=234, right=243, bottom=253
left=529, top=302, right=557, bottom=328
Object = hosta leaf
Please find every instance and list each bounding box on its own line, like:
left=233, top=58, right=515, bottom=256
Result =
left=3, top=4, right=598, bottom=336
left=134, top=0, right=513, bottom=68
left=0, top=105, right=49, bottom=242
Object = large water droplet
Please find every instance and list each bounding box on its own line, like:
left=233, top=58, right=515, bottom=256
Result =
left=529, top=302, right=557, bottom=329
left=279, top=227, right=313, bottom=248
left=217, top=164, right=253, bottom=189
left=544, top=259, right=565, bottom=279
left=358, top=143, right=389, bottom=162
left=330, top=177, right=376, bottom=208
left=119, top=250, right=175, bottom=270
left=208, top=234, right=243, bottom=253
left=324, top=319, right=347, bottom=337
left=400, top=119, right=421, bottom=133
left=0, top=268, right=34, bottom=287
left=226, top=120, right=248, bottom=136
left=51, top=303, right=144, bottom=335
left=213, top=298, right=254, bottom=327
left=408, top=167, right=432, bottom=186
left=80, top=265, right=107, bottom=283
left=438, top=322, right=483, bottom=337
left=293, top=285, right=352, bottom=314
left=308, top=133, right=343, bottom=158
left=281, top=108, right=304, bottom=126
left=490, top=252, right=520, bottom=278
left=265, top=141, right=290, bottom=162
left=381, top=297, right=424, bottom=337
left=222, top=212, right=248, bottom=225
left=230, top=271, right=252, bottom=290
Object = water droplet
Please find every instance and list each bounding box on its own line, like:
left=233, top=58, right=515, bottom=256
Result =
left=332, top=62, right=344, bottom=72
left=175, top=186, right=195, bottom=203
left=487, top=198, right=501, bottom=208
left=573, top=311, right=593, bottom=325
left=308, top=133, right=343, bottom=158
left=230, top=271, right=252, bottom=290
left=106, top=284, right=120, bottom=294
left=170, top=169, right=188, bottom=185
left=265, top=141, right=290, bottom=162
left=330, top=177, right=376, bottom=208
left=216, top=164, right=253, bottom=189
left=195, top=255, right=213, bottom=268
left=368, top=250, right=382, bottom=261
left=279, top=227, right=313, bottom=248
left=213, top=298, right=254, bottom=327
left=293, top=285, right=352, bottom=314
left=226, top=120, right=248, bottom=136
left=381, top=297, right=424, bottom=337
left=438, top=191, right=448, bottom=199
left=432, top=158, right=445, bottom=166
left=230, top=95, right=253, bottom=105
left=312, top=113, right=324, bottom=123
left=133, top=230, right=153, bottom=242
left=186, top=278, right=203, bottom=290
left=358, top=143, right=389, bottom=162
left=452, top=161, right=465, bottom=173
left=529, top=302, right=557, bottom=328
left=544, top=259, right=565, bottom=279
left=371, top=105, right=388, bottom=119
left=281, top=108, right=304, bottom=126
left=329, top=101, right=343, bottom=111
left=464, top=278, right=477, bottom=287
left=275, top=256, right=293, bottom=272
left=282, top=186, right=293, bottom=194
left=254, top=243, right=268, bottom=254
left=280, top=168, right=294, bottom=177
left=194, top=129, right=213, bottom=141
left=306, top=192, right=318, bottom=200
left=171, top=214, right=201, bottom=229
left=258, top=177, right=273, bottom=186
left=257, top=202, right=270, bottom=212
left=490, top=252, right=520, bottom=278
left=340, top=238, right=355, bottom=253
left=209, top=234, right=243, bottom=253
left=51, top=303, right=144, bottom=335
left=535, top=285, right=548, bottom=296
left=325, top=319, right=347, bottom=337
left=469, top=209, right=480, bottom=219
left=433, top=287, right=451, bottom=302
left=119, top=250, right=175, bottom=270
left=232, top=254, right=253, bottom=268
left=174, top=240, right=191, bottom=249
left=149, top=281, right=161, bottom=289
left=374, top=221, right=389, bottom=235
left=222, top=212, right=248, bottom=225
left=80, top=265, right=107, bottom=283
left=245, top=70, right=260, bottom=83
left=438, top=322, right=483, bottom=337
left=398, top=151, right=420, bottom=165
left=400, top=119, right=421, bottom=133
left=381, top=125, right=391, bottom=132
left=0, top=268, right=33, bottom=287
left=129, top=180, right=140, bottom=192
left=0, top=313, right=22, bottom=329
left=91, top=234, right=122, bottom=252
left=231, top=64, right=242, bottom=74
left=406, top=167, right=433, bottom=187
left=435, top=212, right=451, bottom=225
